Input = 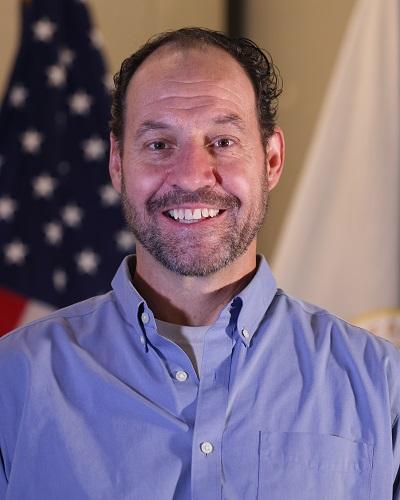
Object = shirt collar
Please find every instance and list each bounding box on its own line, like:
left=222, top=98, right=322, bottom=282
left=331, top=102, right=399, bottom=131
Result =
left=111, top=254, right=277, bottom=346
left=232, top=255, right=277, bottom=345
left=111, top=255, right=145, bottom=330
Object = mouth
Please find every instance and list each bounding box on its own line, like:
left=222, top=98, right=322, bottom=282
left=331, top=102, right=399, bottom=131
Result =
left=163, top=207, right=224, bottom=224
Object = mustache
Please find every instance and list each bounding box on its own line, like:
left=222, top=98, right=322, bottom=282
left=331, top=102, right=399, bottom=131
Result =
left=147, top=187, right=240, bottom=213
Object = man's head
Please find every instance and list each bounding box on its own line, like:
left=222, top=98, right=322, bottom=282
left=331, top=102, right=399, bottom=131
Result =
left=109, top=28, right=285, bottom=278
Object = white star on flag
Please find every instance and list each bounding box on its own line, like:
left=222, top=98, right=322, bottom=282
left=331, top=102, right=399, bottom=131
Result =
left=90, top=29, right=103, bottom=49
left=58, top=48, right=75, bottom=67
left=68, top=90, right=92, bottom=115
left=0, top=196, right=17, bottom=222
left=9, top=85, right=28, bottom=108
left=82, top=136, right=107, bottom=161
left=20, top=128, right=43, bottom=154
left=53, top=268, right=67, bottom=291
left=46, top=65, right=66, bottom=88
left=32, top=174, right=57, bottom=198
left=4, top=240, right=29, bottom=265
left=61, top=204, right=83, bottom=228
left=115, top=230, right=135, bottom=252
left=32, top=18, right=57, bottom=42
left=43, top=222, right=63, bottom=245
left=76, top=249, right=100, bottom=274
left=99, top=185, right=119, bottom=206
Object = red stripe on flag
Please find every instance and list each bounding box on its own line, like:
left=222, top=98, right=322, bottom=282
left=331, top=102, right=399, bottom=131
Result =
left=0, top=287, right=27, bottom=336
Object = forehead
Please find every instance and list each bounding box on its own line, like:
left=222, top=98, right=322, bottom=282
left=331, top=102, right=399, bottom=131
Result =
left=124, top=44, right=258, bottom=125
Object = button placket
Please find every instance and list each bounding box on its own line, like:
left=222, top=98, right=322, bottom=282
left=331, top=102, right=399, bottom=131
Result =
left=191, top=319, right=232, bottom=499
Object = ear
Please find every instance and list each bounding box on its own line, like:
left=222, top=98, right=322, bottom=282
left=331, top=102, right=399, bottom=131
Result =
left=109, top=133, right=122, bottom=193
left=265, top=127, right=285, bottom=191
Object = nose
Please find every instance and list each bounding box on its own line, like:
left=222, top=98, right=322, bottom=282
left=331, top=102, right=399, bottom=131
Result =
left=166, top=143, right=218, bottom=191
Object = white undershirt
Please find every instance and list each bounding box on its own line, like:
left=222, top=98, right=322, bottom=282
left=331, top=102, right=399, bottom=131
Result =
left=155, top=318, right=208, bottom=377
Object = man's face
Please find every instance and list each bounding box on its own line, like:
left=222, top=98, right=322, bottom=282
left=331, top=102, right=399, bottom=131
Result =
left=110, top=44, right=282, bottom=276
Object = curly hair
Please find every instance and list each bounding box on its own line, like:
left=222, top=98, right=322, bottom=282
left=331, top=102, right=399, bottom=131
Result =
left=110, top=27, right=282, bottom=146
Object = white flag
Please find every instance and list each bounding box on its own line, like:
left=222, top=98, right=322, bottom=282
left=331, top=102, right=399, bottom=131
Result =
left=272, top=0, right=400, bottom=343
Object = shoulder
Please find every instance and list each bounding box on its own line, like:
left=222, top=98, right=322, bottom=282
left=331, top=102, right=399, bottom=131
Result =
left=271, top=289, right=400, bottom=420
left=272, top=288, right=400, bottom=378
left=0, top=291, right=117, bottom=359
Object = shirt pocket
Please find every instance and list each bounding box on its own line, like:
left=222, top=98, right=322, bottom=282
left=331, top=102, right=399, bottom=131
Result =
left=258, top=431, right=373, bottom=500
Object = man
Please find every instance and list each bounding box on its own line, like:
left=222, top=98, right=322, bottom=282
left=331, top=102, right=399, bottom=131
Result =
left=0, top=28, right=399, bottom=499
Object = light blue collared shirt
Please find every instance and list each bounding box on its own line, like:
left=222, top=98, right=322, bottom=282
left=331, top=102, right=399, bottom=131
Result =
left=1, top=255, right=400, bottom=499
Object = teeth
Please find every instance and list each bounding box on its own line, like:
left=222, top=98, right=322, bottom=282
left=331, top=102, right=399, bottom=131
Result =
left=167, top=208, right=220, bottom=221
left=193, top=208, right=202, bottom=219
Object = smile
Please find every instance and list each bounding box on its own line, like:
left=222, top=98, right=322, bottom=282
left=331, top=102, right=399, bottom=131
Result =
left=165, top=207, right=221, bottom=223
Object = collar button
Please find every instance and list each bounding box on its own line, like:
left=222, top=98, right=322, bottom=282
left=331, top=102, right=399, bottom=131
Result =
left=141, top=312, right=150, bottom=324
left=241, top=328, right=250, bottom=339
left=175, top=370, right=188, bottom=382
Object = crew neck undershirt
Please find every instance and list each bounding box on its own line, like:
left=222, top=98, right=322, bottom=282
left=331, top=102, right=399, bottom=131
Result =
left=155, top=318, right=208, bottom=377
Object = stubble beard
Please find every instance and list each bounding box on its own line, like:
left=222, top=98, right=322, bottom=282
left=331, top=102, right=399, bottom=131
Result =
left=120, top=174, right=269, bottom=277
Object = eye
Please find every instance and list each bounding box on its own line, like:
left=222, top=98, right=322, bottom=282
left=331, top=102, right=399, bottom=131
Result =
left=148, top=141, right=169, bottom=151
left=213, top=138, right=234, bottom=148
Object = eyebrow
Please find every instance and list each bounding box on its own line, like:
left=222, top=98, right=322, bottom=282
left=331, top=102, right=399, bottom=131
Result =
left=135, top=121, right=170, bottom=140
left=212, top=113, right=246, bottom=132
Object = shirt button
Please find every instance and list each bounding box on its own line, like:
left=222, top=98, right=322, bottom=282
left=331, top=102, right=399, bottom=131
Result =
left=141, top=312, right=150, bottom=324
left=241, top=328, right=250, bottom=339
left=175, top=370, right=188, bottom=382
left=140, top=335, right=146, bottom=345
left=200, top=441, right=214, bottom=455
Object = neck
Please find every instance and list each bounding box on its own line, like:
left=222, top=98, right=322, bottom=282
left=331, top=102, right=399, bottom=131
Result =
left=132, top=243, right=257, bottom=326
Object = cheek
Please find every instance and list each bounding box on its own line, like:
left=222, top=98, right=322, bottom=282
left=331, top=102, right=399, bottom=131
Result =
left=122, top=158, right=166, bottom=200
left=218, top=158, right=266, bottom=202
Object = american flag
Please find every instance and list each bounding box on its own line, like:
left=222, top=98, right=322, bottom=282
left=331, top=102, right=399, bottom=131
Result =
left=0, top=0, right=134, bottom=336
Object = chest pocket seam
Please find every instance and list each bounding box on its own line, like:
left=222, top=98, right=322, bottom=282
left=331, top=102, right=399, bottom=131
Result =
left=258, top=431, right=373, bottom=500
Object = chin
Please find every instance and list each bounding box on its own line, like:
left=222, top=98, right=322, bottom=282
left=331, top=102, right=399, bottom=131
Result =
left=147, top=244, right=247, bottom=277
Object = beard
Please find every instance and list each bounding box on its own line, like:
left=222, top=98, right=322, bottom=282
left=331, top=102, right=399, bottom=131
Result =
left=121, top=174, right=269, bottom=277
